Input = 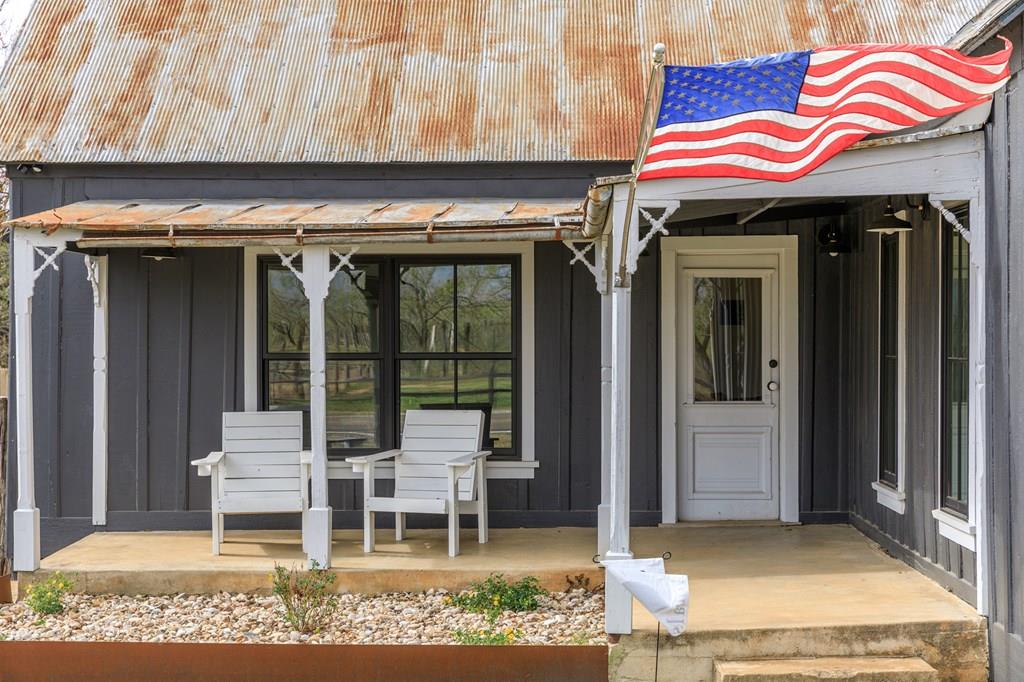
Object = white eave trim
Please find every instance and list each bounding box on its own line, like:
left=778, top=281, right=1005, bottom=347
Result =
left=932, top=508, right=977, bottom=552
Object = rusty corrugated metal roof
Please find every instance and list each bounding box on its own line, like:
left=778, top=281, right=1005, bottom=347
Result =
left=0, top=0, right=990, bottom=164
left=5, top=198, right=585, bottom=245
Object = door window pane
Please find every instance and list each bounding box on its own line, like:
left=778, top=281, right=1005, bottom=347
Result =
left=268, top=359, right=381, bottom=449
left=458, top=359, right=514, bottom=449
left=399, top=265, right=455, bottom=352
left=457, top=264, right=513, bottom=352
left=693, top=277, right=762, bottom=402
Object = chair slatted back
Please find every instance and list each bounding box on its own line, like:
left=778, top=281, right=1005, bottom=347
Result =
left=396, top=410, right=484, bottom=502
left=221, top=411, right=304, bottom=497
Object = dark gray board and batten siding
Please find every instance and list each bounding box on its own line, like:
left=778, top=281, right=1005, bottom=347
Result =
left=5, top=162, right=673, bottom=557
left=5, top=162, right=853, bottom=556
left=980, top=17, right=1024, bottom=682
left=839, top=200, right=976, bottom=603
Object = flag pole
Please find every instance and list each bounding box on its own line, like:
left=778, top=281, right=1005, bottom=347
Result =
left=615, top=42, right=666, bottom=287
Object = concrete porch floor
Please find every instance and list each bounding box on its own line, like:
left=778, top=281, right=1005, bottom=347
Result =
left=27, top=524, right=979, bottom=633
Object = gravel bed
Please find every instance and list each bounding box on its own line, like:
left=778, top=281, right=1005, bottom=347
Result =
left=0, top=589, right=605, bottom=646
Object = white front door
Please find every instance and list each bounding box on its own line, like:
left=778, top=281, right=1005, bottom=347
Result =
left=677, top=252, right=780, bottom=520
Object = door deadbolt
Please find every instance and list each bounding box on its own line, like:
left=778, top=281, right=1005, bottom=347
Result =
left=768, top=359, right=779, bottom=369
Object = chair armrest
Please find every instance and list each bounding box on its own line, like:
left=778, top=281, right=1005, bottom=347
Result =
left=191, top=451, right=224, bottom=477
left=446, top=450, right=491, bottom=467
left=346, top=449, right=402, bottom=465
left=300, top=450, right=313, bottom=465
left=191, top=451, right=224, bottom=467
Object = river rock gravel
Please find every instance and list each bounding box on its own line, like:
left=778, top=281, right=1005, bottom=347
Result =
left=0, top=589, right=604, bottom=645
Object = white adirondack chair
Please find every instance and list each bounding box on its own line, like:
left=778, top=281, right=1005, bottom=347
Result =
left=191, top=411, right=310, bottom=555
left=346, top=409, right=490, bottom=557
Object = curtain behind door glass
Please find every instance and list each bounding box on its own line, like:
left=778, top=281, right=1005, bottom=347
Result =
left=693, top=277, right=762, bottom=402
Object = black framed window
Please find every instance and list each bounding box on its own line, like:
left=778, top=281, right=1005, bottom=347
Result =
left=941, top=206, right=970, bottom=516
left=260, top=255, right=519, bottom=458
left=878, top=233, right=900, bottom=487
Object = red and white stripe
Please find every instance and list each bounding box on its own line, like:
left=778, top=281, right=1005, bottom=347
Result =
left=638, top=39, right=1012, bottom=182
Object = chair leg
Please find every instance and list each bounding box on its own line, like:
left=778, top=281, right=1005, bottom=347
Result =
left=447, top=470, right=460, bottom=557
left=364, top=509, right=375, bottom=553
left=396, top=512, right=406, bottom=541
left=212, top=511, right=222, bottom=556
left=477, top=462, right=488, bottom=544
left=301, top=509, right=309, bottom=553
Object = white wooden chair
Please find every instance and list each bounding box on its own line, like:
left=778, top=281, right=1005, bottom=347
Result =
left=191, top=411, right=310, bottom=555
left=346, top=409, right=490, bottom=557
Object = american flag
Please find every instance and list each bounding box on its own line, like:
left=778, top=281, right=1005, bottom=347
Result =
left=638, top=40, right=1012, bottom=182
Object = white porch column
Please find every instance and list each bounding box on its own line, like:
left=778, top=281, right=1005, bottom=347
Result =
left=85, top=255, right=109, bottom=526
left=12, top=231, right=39, bottom=572
left=301, top=245, right=333, bottom=568
left=597, top=237, right=612, bottom=557
left=604, top=194, right=634, bottom=635
left=11, top=230, right=72, bottom=572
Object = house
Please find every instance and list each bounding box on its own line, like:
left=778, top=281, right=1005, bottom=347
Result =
left=1, top=0, right=1023, bottom=679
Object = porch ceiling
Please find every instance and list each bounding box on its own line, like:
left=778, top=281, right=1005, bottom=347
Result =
left=5, top=198, right=586, bottom=247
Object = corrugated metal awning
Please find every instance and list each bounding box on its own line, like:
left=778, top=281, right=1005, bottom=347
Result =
left=4, top=198, right=586, bottom=247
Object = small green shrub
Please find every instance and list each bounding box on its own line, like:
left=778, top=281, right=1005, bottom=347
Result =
left=271, top=561, right=338, bottom=634
left=448, top=573, right=546, bottom=623
left=452, top=626, right=522, bottom=645
left=25, top=572, right=72, bottom=616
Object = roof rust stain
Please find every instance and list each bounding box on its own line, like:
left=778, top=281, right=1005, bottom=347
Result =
left=0, top=0, right=993, bottom=164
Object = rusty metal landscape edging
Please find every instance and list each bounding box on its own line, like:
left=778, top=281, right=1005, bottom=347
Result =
left=0, top=641, right=608, bottom=681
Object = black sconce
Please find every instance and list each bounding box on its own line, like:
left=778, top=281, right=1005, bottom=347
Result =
left=817, top=220, right=849, bottom=257
left=866, top=196, right=914, bottom=234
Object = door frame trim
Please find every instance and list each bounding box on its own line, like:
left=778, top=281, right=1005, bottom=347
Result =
left=660, top=235, right=800, bottom=523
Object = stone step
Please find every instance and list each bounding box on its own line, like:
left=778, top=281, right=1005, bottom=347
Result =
left=714, top=656, right=939, bottom=682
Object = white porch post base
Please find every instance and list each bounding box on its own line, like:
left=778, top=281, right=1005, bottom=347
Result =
left=603, top=551, right=635, bottom=635
left=13, top=508, right=40, bottom=572
left=597, top=503, right=610, bottom=556
left=304, top=507, right=332, bottom=568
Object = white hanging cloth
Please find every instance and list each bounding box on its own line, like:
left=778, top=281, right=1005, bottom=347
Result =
left=603, top=557, right=689, bottom=636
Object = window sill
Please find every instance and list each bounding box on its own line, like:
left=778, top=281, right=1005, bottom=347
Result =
left=327, top=459, right=538, bottom=480
left=871, top=481, right=906, bottom=514
left=931, top=508, right=975, bottom=551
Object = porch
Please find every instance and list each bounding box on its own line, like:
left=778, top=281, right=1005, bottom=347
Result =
left=22, top=524, right=987, bottom=679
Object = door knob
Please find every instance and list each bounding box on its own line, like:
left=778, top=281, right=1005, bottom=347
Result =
left=767, top=380, right=779, bottom=392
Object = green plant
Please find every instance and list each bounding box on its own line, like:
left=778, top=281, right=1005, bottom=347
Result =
left=452, top=626, right=522, bottom=645
left=270, top=561, right=338, bottom=634
left=25, top=572, right=72, bottom=616
left=448, top=573, right=546, bottom=623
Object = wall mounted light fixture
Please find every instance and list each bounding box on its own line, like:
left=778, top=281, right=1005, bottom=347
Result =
left=866, top=197, right=913, bottom=234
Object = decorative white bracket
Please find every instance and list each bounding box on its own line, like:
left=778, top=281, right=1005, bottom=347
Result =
left=564, top=240, right=608, bottom=294
left=30, top=244, right=66, bottom=283
left=273, top=246, right=360, bottom=289
left=84, top=256, right=101, bottom=306
left=628, top=203, right=679, bottom=275
left=930, top=199, right=971, bottom=243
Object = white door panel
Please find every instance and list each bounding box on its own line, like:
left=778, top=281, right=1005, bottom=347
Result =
left=678, top=253, right=780, bottom=521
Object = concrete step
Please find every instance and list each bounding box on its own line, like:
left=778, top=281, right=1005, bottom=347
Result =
left=714, top=656, right=939, bottom=682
